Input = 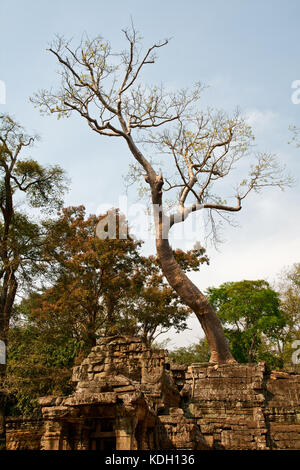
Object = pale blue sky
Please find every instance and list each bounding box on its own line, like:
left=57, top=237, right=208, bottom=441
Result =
left=1, top=0, right=300, bottom=346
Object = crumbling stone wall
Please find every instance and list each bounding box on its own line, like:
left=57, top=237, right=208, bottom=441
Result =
left=265, top=370, right=300, bottom=449
left=37, top=336, right=207, bottom=450
left=6, top=336, right=300, bottom=450
left=6, top=417, right=44, bottom=450
left=170, top=362, right=300, bottom=449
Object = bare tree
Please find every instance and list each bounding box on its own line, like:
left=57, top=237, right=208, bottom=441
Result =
left=32, top=28, right=292, bottom=363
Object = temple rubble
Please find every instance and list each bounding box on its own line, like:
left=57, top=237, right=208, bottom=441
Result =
left=6, top=335, right=300, bottom=450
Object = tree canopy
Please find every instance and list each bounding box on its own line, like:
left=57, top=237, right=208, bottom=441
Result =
left=0, top=113, right=68, bottom=448
left=206, top=280, right=287, bottom=367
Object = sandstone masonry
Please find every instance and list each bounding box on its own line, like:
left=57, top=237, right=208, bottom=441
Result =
left=6, top=336, right=300, bottom=450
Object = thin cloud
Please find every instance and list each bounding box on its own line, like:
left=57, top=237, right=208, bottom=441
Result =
left=245, top=109, right=279, bottom=131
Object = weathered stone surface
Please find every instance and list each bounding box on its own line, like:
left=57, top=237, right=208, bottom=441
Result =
left=35, top=335, right=183, bottom=450
left=6, top=417, right=44, bottom=450
left=6, top=335, right=300, bottom=450
left=157, top=410, right=209, bottom=450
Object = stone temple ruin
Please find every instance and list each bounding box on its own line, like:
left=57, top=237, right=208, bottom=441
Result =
left=6, top=335, right=300, bottom=450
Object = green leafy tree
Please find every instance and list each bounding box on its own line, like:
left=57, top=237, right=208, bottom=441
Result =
left=280, top=263, right=300, bottom=332
left=206, top=280, right=287, bottom=367
left=5, top=323, right=82, bottom=417
left=0, top=114, right=68, bottom=448
left=169, top=338, right=210, bottom=365
left=278, top=263, right=300, bottom=368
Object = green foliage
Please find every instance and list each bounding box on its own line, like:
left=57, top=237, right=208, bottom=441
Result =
left=5, top=324, right=84, bottom=416
left=206, top=280, right=287, bottom=367
left=277, top=263, right=300, bottom=368
left=15, top=160, right=67, bottom=211
left=0, top=114, right=69, bottom=338
left=169, top=338, right=210, bottom=365
left=0, top=114, right=68, bottom=428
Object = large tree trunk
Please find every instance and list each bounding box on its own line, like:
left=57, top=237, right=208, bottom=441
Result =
left=155, top=236, right=234, bottom=363
left=0, top=365, right=6, bottom=450
left=150, top=179, right=235, bottom=363
left=0, top=326, right=7, bottom=450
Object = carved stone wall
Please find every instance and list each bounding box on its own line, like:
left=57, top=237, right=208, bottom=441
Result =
left=6, top=336, right=300, bottom=450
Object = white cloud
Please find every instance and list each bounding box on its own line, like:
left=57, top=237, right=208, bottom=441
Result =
left=245, top=109, right=279, bottom=131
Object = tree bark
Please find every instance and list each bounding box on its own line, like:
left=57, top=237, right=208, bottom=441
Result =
left=125, top=133, right=235, bottom=362
left=0, top=324, right=8, bottom=450
left=155, top=235, right=235, bottom=363
left=0, top=365, right=6, bottom=450
left=150, top=179, right=235, bottom=363
left=0, top=274, right=17, bottom=450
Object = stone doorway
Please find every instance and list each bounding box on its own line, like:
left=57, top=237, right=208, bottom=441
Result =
left=89, top=436, right=116, bottom=450
left=88, top=418, right=116, bottom=450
